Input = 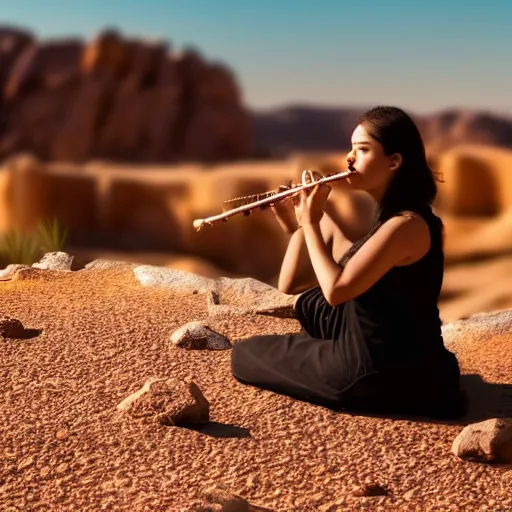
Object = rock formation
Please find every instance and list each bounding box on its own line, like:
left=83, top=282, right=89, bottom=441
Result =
left=0, top=25, right=251, bottom=163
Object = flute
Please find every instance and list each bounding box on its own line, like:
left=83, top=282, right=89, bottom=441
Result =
left=192, top=168, right=355, bottom=231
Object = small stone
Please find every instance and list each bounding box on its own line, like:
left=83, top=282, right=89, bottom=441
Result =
left=55, top=463, right=68, bottom=475
left=0, top=317, right=26, bottom=339
left=353, top=483, right=389, bottom=497
left=55, top=429, right=69, bottom=440
left=40, top=467, right=51, bottom=478
left=403, top=489, right=416, bottom=500
left=202, top=484, right=272, bottom=512
left=170, top=321, right=231, bottom=350
left=18, top=456, right=35, bottom=471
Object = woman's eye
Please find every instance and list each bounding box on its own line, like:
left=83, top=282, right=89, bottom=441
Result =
left=359, top=147, right=368, bottom=153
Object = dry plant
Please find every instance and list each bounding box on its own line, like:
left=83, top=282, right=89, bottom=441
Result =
left=0, top=217, right=68, bottom=267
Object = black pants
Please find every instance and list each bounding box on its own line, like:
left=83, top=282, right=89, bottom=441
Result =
left=231, top=331, right=462, bottom=417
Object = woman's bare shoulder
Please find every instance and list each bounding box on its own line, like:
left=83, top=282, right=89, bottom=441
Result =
left=382, top=211, right=431, bottom=263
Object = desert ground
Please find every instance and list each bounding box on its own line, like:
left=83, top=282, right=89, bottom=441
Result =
left=0, top=259, right=511, bottom=512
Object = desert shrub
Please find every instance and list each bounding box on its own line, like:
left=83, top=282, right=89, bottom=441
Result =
left=0, top=217, right=68, bottom=267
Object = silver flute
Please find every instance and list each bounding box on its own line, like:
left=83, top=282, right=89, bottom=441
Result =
left=192, top=168, right=354, bottom=231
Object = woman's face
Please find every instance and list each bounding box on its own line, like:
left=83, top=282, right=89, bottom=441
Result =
left=345, top=124, right=400, bottom=194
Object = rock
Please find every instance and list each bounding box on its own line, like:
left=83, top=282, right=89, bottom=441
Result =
left=452, top=418, right=512, bottom=463
left=133, top=265, right=215, bottom=294
left=32, top=251, right=74, bottom=271
left=1, top=29, right=250, bottom=163
left=4, top=40, right=82, bottom=100
left=207, top=289, right=296, bottom=319
left=117, top=377, right=210, bottom=427
left=81, top=29, right=130, bottom=78
left=353, top=483, right=389, bottom=497
left=202, top=484, right=272, bottom=512
left=0, top=316, right=26, bottom=338
left=0, top=264, right=29, bottom=280
left=85, top=259, right=138, bottom=271
left=442, top=309, right=512, bottom=342
left=0, top=26, right=34, bottom=93
left=133, top=265, right=296, bottom=317
left=183, top=104, right=251, bottom=161
left=11, top=267, right=63, bottom=281
left=212, top=277, right=296, bottom=317
left=55, top=429, right=69, bottom=440
left=170, top=321, right=231, bottom=350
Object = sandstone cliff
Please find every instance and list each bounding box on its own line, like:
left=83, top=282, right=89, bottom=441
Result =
left=0, top=25, right=251, bottom=163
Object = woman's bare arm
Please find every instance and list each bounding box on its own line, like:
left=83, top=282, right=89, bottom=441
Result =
left=277, top=212, right=353, bottom=295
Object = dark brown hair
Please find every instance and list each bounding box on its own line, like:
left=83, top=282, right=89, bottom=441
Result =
left=340, top=106, right=444, bottom=266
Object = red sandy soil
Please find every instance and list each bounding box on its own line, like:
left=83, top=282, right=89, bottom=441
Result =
left=0, top=268, right=510, bottom=511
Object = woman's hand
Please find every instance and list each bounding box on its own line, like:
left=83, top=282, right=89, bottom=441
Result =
left=270, top=195, right=301, bottom=234
left=294, top=183, right=331, bottom=227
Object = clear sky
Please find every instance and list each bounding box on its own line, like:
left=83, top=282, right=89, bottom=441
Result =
left=2, top=0, right=511, bottom=116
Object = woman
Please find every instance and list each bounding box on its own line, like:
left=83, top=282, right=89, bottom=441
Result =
left=231, top=106, right=462, bottom=418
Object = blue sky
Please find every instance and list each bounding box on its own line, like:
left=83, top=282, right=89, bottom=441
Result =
left=2, top=0, right=511, bottom=116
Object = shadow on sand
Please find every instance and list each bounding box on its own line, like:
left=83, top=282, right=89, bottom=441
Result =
left=187, top=421, right=252, bottom=439
left=343, top=374, right=512, bottom=426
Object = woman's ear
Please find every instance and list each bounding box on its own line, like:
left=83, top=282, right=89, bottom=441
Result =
left=389, top=153, right=402, bottom=172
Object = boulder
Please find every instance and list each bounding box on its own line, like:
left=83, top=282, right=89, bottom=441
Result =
left=32, top=251, right=73, bottom=271
left=452, top=418, right=512, bottom=463
left=117, top=376, right=210, bottom=427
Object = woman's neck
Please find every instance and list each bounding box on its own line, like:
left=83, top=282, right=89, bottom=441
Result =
left=367, top=184, right=388, bottom=205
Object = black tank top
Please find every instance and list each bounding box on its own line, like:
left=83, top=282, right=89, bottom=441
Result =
left=349, top=209, right=446, bottom=367
left=296, top=208, right=446, bottom=374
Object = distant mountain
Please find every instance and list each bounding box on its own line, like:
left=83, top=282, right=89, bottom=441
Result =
left=250, top=105, right=512, bottom=157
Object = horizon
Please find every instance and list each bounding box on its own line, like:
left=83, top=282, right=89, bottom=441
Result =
left=2, top=0, right=512, bottom=118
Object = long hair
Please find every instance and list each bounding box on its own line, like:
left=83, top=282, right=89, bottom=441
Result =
left=340, top=106, right=444, bottom=266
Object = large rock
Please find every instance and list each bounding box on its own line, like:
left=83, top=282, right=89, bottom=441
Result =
left=84, top=259, right=137, bottom=271
left=32, top=251, right=73, bottom=271
left=133, top=265, right=215, bottom=294
left=4, top=39, right=83, bottom=100
left=116, top=377, right=210, bottom=427
left=452, top=418, right=512, bottom=463
left=0, top=264, right=29, bottom=280
left=0, top=27, right=251, bottom=163
left=442, top=308, right=512, bottom=343
left=0, top=26, right=34, bottom=97
left=0, top=155, right=299, bottom=281
left=210, top=277, right=296, bottom=317
left=132, top=265, right=296, bottom=317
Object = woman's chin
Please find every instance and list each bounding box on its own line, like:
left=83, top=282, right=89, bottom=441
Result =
left=345, top=176, right=361, bottom=190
